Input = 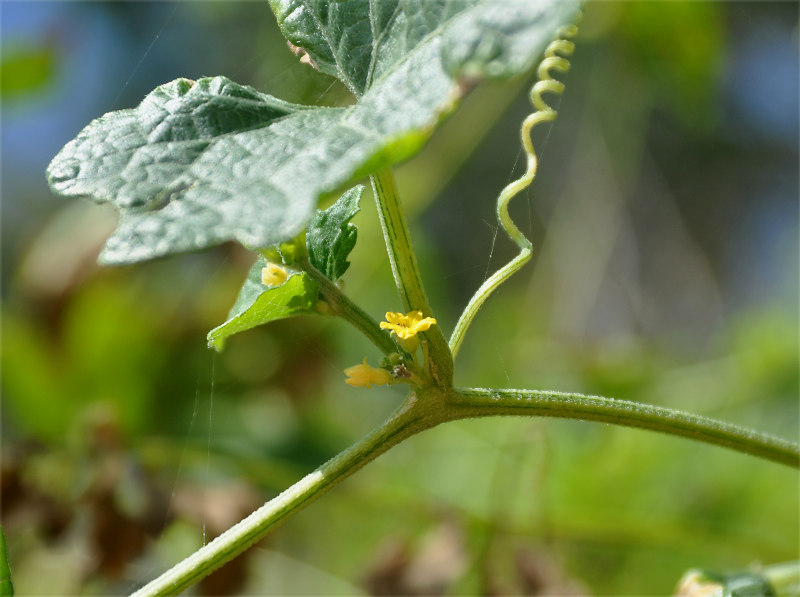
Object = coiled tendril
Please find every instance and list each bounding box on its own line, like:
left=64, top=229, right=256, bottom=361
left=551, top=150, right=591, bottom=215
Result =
left=449, top=23, right=579, bottom=359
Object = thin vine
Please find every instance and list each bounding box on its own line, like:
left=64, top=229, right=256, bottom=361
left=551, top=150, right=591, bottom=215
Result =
left=449, top=23, right=579, bottom=359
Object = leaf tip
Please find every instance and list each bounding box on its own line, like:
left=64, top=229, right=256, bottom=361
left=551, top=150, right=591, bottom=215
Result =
left=206, top=330, right=225, bottom=352
left=45, top=154, right=80, bottom=193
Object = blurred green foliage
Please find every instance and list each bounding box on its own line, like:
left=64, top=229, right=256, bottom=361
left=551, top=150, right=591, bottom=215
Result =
left=1, top=44, right=56, bottom=100
left=1, top=1, right=797, bottom=595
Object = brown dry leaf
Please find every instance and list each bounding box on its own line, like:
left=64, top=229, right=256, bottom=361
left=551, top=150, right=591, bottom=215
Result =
left=515, top=547, right=591, bottom=596
left=287, top=41, right=320, bottom=70
left=364, top=519, right=468, bottom=596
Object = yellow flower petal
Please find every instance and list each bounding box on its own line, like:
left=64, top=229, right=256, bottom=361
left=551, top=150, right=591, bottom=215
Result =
left=384, top=311, right=406, bottom=325
left=406, top=311, right=436, bottom=333
left=380, top=310, right=437, bottom=340
left=344, top=358, right=392, bottom=388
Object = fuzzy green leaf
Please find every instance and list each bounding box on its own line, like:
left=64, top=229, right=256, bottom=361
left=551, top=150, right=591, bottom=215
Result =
left=306, top=185, right=362, bottom=280
left=269, top=0, right=580, bottom=95
left=207, top=257, right=319, bottom=351
left=47, top=0, right=580, bottom=264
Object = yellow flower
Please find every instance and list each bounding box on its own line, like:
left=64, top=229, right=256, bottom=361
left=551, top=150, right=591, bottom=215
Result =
left=380, top=310, right=437, bottom=340
left=261, top=262, right=289, bottom=286
left=344, top=358, right=392, bottom=388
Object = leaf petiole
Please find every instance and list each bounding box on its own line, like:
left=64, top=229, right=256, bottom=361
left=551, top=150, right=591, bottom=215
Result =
left=370, top=167, right=453, bottom=388
left=301, top=261, right=399, bottom=357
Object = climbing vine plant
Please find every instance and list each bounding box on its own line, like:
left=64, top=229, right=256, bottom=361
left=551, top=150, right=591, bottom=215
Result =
left=45, top=1, right=797, bottom=595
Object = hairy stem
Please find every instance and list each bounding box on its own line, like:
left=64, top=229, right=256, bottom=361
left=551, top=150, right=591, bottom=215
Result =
left=132, top=384, right=797, bottom=594
left=447, top=387, right=800, bottom=468
left=370, top=168, right=429, bottom=314
left=131, top=397, right=437, bottom=597
left=370, top=167, right=453, bottom=386
left=303, top=263, right=398, bottom=356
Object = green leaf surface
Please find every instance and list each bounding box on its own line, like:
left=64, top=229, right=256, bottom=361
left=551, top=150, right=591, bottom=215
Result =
left=207, top=257, right=319, bottom=351
left=47, top=0, right=580, bottom=264
left=271, top=0, right=581, bottom=93
left=306, top=185, right=362, bottom=280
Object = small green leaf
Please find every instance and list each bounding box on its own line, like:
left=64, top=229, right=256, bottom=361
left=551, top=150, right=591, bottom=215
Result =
left=0, top=525, right=13, bottom=597
left=207, top=257, right=319, bottom=351
left=306, top=185, right=362, bottom=281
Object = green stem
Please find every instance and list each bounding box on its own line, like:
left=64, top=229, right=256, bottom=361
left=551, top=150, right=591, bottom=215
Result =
left=131, top=397, right=438, bottom=597
left=370, top=167, right=453, bottom=387
left=303, top=263, right=398, bottom=356
left=369, top=168, right=430, bottom=313
left=446, top=387, right=800, bottom=468
left=132, top=385, right=797, bottom=594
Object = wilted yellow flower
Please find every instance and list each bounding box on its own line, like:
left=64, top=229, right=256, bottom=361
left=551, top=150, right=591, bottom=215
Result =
left=380, top=310, right=437, bottom=340
left=261, top=262, right=289, bottom=286
left=675, top=570, right=724, bottom=597
left=344, top=358, right=392, bottom=388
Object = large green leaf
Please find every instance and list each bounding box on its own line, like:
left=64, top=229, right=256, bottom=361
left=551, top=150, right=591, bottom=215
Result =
left=47, top=0, right=580, bottom=264
left=306, top=185, right=362, bottom=281
left=207, top=256, right=319, bottom=351
left=270, top=0, right=580, bottom=94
